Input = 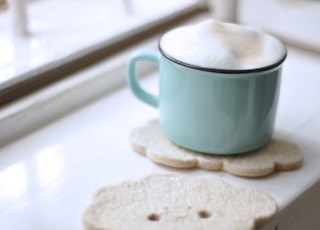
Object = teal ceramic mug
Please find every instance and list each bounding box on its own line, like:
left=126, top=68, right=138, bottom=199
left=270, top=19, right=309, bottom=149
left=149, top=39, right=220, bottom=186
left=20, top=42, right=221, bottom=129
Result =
left=126, top=42, right=286, bottom=155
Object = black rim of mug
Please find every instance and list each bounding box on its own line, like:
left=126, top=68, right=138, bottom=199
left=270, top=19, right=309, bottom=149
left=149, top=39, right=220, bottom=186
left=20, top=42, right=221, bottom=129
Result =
left=158, top=40, right=288, bottom=74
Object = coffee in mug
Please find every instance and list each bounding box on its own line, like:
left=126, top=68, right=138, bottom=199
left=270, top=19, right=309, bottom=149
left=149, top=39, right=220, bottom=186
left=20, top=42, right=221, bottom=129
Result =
left=126, top=19, right=287, bottom=155
left=160, top=20, right=286, bottom=70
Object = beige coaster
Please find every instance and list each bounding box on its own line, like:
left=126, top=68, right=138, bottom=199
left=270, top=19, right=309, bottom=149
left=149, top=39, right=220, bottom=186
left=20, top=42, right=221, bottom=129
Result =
left=129, top=120, right=303, bottom=178
left=83, top=174, right=277, bottom=230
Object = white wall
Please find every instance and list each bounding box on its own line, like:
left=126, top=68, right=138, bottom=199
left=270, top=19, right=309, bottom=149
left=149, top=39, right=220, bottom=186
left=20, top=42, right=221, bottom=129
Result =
left=236, top=0, right=320, bottom=52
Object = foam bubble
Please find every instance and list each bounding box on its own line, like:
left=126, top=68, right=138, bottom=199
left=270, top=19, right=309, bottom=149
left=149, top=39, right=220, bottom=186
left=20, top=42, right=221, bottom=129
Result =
left=160, top=20, right=286, bottom=70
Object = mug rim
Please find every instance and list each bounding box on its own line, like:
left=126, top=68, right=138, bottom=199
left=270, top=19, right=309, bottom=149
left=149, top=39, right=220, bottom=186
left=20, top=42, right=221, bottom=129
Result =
left=158, top=40, right=287, bottom=74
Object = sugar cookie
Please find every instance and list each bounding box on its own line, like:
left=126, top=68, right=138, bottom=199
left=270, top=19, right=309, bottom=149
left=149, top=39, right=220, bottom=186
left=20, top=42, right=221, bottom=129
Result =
left=83, top=174, right=277, bottom=230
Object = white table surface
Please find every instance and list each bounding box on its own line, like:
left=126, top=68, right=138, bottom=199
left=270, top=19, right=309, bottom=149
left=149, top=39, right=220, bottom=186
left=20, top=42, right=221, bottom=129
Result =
left=0, top=46, right=320, bottom=230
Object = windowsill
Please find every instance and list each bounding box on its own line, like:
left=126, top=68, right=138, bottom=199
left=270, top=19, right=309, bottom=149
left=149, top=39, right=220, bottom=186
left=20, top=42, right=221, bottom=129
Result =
left=0, top=43, right=320, bottom=229
left=0, top=31, right=157, bottom=147
left=0, top=12, right=210, bottom=148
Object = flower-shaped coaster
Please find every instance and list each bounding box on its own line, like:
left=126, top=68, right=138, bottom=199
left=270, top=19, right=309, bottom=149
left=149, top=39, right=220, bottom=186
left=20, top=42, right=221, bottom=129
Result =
left=129, top=120, right=303, bottom=177
left=83, top=174, right=277, bottom=230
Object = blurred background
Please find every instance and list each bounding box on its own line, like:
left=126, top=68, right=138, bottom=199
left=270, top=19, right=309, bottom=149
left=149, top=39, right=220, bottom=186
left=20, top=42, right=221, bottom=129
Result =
left=0, top=0, right=319, bottom=104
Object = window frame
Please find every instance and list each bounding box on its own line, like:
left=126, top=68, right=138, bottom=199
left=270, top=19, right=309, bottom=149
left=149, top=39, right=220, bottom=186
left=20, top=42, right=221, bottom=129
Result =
left=0, top=1, right=207, bottom=107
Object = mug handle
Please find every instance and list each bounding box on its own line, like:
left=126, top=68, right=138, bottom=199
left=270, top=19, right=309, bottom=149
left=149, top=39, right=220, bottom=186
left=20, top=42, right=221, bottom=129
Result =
left=126, top=50, right=161, bottom=108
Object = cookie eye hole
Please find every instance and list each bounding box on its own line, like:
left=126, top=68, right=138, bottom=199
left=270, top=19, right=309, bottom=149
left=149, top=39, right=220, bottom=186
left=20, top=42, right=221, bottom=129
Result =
left=147, top=213, right=161, bottom=221
left=198, top=210, right=211, bottom=219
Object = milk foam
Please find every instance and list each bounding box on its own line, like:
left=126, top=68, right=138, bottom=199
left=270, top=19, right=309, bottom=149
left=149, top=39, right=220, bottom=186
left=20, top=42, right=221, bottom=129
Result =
left=160, top=20, right=286, bottom=70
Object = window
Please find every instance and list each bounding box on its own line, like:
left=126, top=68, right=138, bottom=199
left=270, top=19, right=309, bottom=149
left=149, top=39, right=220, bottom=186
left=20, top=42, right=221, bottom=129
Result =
left=0, top=0, right=206, bottom=105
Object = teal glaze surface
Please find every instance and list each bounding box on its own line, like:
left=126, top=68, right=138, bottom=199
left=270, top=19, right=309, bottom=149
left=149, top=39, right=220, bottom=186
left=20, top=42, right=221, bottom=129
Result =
left=127, top=50, right=283, bottom=155
left=126, top=50, right=161, bottom=107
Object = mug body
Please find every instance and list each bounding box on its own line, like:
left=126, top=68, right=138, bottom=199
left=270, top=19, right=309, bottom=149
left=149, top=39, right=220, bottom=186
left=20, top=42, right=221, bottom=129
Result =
left=158, top=54, right=282, bottom=154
